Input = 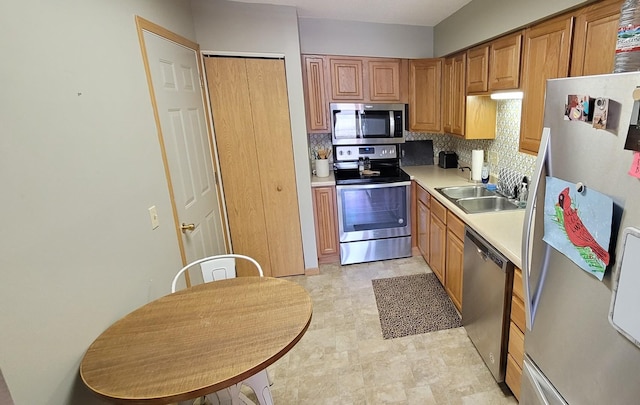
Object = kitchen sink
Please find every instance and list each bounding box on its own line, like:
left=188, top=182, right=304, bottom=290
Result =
left=456, top=196, right=520, bottom=213
left=437, top=185, right=497, bottom=199
left=435, top=185, right=522, bottom=214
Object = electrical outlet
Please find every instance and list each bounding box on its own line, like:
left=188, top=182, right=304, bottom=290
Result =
left=148, top=206, right=160, bottom=229
left=489, top=151, right=499, bottom=167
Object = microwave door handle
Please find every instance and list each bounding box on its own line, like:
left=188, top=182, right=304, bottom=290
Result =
left=389, top=110, right=395, bottom=135
left=357, top=111, right=363, bottom=138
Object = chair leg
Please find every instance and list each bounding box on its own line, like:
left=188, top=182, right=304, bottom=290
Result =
left=241, top=370, right=273, bottom=405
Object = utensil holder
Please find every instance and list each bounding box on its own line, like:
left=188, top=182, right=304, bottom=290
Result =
left=315, top=159, right=330, bottom=177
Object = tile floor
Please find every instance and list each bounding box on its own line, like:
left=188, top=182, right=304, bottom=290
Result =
left=266, top=256, right=518, bottom=405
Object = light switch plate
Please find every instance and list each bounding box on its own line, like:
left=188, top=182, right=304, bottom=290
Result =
left=148, top=206, right=160, bottom=229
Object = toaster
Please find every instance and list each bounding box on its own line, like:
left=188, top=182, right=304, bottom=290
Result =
left=438, top=151, right=458, bottom=169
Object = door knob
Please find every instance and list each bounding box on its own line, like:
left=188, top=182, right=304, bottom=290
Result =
left=181, top=223, right=195, bottom=232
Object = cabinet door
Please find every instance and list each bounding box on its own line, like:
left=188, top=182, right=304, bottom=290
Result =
left=466, top=45, right=489, bottom=93
left=409, top=59, right=442, bottom=132
left=329, top=58, right=364, bottom=101
left=302, top=55, right=329, bottom=133
left=368, top=59, right=402, bottom=101
left=430, top=215, right=447, bottom=285
left=442, top=58, right=453, bottom=133
left=520, top=15, right=573, bottom=154
left=312, top=186, right=339, bottom=263
left=446, top=232, right=464, bottom=312
left=571, top=0, right=622, bottom=77
left=416, top=186, right=430, bottom=262
left=451, top=53, right=466, bottom=136
left=489, top=31, right=523, bottom=91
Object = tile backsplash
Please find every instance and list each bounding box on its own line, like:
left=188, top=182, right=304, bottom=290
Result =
left=406, top=100, right=536, bottom=181
left=307, top=99, right=537, bottom=182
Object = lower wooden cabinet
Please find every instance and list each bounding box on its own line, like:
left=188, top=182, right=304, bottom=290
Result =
left=429, top=197, right=447, bottom=284
left=312, top=186, right=339, bottom=264
left=445, top=212, right=465, bottom=312
left=416, top=184, right=431, bottom=262
left=506, top=267, right=526, bottom=400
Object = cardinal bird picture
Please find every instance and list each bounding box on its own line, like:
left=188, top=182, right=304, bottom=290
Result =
left=557, top=187, right=610, bottom=266
left=543, top=178, right=613, bottom=281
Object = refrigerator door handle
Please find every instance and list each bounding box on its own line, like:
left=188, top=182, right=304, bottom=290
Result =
left=522, top=127, right=551, bottom=331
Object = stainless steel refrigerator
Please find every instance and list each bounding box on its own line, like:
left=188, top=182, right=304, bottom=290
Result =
left=521, top=72, right=640, bottom=404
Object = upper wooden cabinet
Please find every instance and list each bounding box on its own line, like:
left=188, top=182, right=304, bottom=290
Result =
left=302, top=55, right=330, bottom=133
left=466, top=45, right=489, bottom=93
left=444, top=52, right=496, bottom=140
left=301, top=55, right=408, bottom=132
left=368, top=59, right=407, bottom=101
left=327, top=56, right=407, bottom=103
left=443, top=53, right=466, bottom=136
left=570, top=0, right=623, bottom=77
left=467, top=31, right=522, bottom=94
left=489, top=31, right=523, bottom=91
left=329, top=57, right=364, bottom=100
left=519, top=15, right=573, bottom=155
left=409, top=59, right=442, bottom=132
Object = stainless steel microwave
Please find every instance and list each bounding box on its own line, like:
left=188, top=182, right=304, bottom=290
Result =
left=330, top=103, right=405, bottom=145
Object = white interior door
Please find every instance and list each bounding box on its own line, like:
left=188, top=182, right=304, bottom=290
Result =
left=141, top=26, right=226, bottom=264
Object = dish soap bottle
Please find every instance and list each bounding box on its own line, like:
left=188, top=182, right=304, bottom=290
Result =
left=519, top=182, right=528, bottom=208
left=481, top=163, right=490, bottom=184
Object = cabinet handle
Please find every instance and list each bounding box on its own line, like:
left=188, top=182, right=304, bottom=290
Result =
left=277, top=185, right=283, bottom=192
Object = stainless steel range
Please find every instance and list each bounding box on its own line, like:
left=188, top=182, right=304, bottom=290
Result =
left=333, top=144, right=412, bottom=265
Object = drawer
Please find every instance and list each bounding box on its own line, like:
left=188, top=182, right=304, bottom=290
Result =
left=431, top=197, right=447, bottom=224
left=508, top=321, right=525, bottom=369
left=417, top=185, right=430, bottom=206
left=447, top=211, right=465, bottom=241
left=513, top=267, right=524, bottom=301
left=505, top=353, right=522, bottom=400
left=511, top=294, right=526, bottom=332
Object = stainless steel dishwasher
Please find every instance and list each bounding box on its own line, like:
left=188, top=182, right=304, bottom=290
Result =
left=462, top=227, right=514, bottom=383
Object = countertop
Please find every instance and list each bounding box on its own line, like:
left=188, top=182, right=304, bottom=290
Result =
left=310, top=166, right=525, bottom=269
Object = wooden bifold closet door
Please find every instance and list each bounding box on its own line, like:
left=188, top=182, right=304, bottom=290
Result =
left=205, top=57, right=304, bottom=277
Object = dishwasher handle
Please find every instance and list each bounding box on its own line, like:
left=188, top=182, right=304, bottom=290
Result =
left=465, top=228, right=508, bottom=272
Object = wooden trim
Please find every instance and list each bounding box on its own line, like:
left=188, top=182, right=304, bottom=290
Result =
left=305, top=267, right=320, bottom=276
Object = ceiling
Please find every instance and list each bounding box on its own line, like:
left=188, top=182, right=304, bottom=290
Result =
left=224, top=0, right=473, bottom=27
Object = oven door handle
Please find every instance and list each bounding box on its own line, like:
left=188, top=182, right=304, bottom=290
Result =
left=336, top=181, right=411, bottom=191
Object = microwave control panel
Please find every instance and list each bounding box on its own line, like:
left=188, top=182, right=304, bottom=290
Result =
left=334, top=145, right=397, bottom=161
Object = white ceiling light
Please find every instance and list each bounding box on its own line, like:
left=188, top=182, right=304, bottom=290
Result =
left=490, top=91, right=523, bottom=100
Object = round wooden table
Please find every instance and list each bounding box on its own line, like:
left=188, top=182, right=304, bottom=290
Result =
left=80, top=277, right=312, bottom=404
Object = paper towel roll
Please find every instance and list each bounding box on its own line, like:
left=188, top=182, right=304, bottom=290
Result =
left=471, top=150, right=484, bottom=181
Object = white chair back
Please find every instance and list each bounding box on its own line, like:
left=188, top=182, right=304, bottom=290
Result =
left=200, top=256, right=236, bottom=282
left=171, top=254, right=264, bottom=293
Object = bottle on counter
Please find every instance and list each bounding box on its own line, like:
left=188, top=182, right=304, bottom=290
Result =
left=519, top=181, right=529, bottom=208
left=358, top=157, right=364, bottom=174
left=481, top=163, right=490, bottom=184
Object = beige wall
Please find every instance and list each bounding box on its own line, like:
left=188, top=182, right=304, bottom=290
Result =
left=299, top=17, right=435, bottom=58
left=434, top=0, right=595, bottom=56
left=0, top=0, right=197, bottom=403
left=190, top=0, right=319, bottom=270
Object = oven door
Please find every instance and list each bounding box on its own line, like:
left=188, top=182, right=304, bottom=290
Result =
left=335, top=181, right=411, bottom=243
